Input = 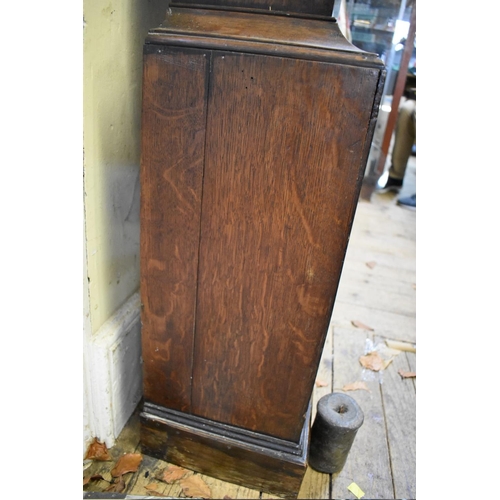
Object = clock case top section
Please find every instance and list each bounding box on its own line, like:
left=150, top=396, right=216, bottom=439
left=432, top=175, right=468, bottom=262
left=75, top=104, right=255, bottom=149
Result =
left=170, top=0, right=335, bottom=17
left=146, top=6, right=384, bottom=69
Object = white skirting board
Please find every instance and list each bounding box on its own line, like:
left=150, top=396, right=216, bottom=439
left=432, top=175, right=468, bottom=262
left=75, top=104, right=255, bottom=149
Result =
left=83, top=291, right=143, bottom=451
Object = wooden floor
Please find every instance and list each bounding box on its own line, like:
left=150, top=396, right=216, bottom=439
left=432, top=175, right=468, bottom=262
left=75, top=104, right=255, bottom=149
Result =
left=83, top=168, right=416, bottom=500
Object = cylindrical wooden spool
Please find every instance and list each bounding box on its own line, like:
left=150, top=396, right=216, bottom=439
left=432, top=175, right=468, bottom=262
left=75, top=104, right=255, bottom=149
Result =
left=308, top=393, right=364, bottom=474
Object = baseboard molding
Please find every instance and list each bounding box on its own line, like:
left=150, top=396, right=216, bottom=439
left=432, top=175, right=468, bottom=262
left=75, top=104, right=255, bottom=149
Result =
left=85, top=291, right=143, bottom=448
left=140, top=401, right=310, bottom=498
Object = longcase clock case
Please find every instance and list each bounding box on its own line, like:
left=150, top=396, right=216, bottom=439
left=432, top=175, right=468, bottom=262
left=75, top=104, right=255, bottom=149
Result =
left=139, top=4, right=384, bottom=497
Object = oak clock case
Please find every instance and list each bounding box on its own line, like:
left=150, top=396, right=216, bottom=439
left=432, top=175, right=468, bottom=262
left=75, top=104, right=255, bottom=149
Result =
left=139, top=3, right=384, bottom=498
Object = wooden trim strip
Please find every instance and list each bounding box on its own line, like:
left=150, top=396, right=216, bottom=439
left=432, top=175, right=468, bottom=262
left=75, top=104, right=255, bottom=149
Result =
left=147, top=7, right=384, bottom=69
left=170, top=3, right=336, bottom=21
left=146, top=32, right=384, bottom=68
left=140, top=409, right=308, bottom=496
left=143, top=401, right=310, bottom=458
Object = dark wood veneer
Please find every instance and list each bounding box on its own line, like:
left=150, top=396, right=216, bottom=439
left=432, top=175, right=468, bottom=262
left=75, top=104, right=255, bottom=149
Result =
left=170, top=0, right=335, bottom=17
left=140, top=405, right=309, bottom=498
left=140, top=5, right=384, bottom=497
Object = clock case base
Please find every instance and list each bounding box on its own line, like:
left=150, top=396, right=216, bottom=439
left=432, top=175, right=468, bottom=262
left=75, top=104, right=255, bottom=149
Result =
left=140, top=402, right=311, bottom=498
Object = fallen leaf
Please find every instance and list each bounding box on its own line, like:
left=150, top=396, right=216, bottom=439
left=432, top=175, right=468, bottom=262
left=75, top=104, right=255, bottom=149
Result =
left=359, top=352, right=385, bottom=371
left=84, top=437, right=111, bottom=461
left=145, top=483, right=169, bottom=496
left=342, top=381, right=370, bottom=392
left=398, top=369, right=416, bottom=379
left=111, top=453, right=143, bottom=477
left=351, top=320, right=374, bottom=331
left=315, top=379, right=328, bottom=387
left=180, top=475, right=212, bottom=499
left=83, top=474, right=105, bottom=486
left=105, top=476, right=126, bottom=493
left=157, top=464, right=190, bottom=483
left=365, top=261, right=377, bottom=269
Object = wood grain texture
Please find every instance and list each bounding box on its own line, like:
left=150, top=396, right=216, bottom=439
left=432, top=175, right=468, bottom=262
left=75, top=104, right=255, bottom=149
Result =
left=140, top=45, right=209, bottom=412
left=140, top=411, right=307, bottom=498
left=379, top=347, right=416, bottom=499
left=147, top=8, right=385, bottom=69
left=124, top=453, right=186, bottom=497
left=332, top=199, right=416, bottom=344
left=295, top=467, right=330, bottom=500
left=311, top=323, right=333, bottom=423
left=406, top=351, right=416, bottom=390
left=330, top=328, right=394, bottom=500
left=296, top=325, right=333, bottom=499
left=88, top=180, right=415, bottom=499
left=197, top=471, right=261, bottom=499
left=191, top=51, right=379, bottom=441
left=170, top=0, right=335, bottom=16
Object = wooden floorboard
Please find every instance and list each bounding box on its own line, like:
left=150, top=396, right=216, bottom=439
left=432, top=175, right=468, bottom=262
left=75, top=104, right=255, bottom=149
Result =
left=297, top=324, right=333, bottom=500
left=83, top=190, right=416, bottom=499
left=330, top=328, right=394, bottom=500
left=331, top=301, right=416, bottom=344
left=378, top=345, right=417, bottom=499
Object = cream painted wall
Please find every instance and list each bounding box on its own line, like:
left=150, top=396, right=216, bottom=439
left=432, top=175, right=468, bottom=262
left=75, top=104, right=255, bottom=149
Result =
left=83, top=0, right=169, bottom=453
left=83, top=0, right=169, bottom=334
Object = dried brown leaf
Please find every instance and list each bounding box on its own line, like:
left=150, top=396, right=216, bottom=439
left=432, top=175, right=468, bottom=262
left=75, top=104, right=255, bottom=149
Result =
left=105, top=476, right=126, bottom=493
left=315, top=379, right=328, bottom=387
left=342, top=381, right=370, bottom=392
left=398, top=369, right=416, bottom=379
left=365, top=261, right=377, bottom=269
left=111, top=453, right=143, bottom=477
left=157, top=464, right=190, bottom=483
left=359, top=352, right=385, bottom=371
left=84, top=437, right=111, bottom=461
left=83, top=474, right=105, bottom=486
left=145, top=481, right=174, bottom=496
left=180, top=475, right=212, bottom=499
left=351, top=320, right=374, bottom=331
